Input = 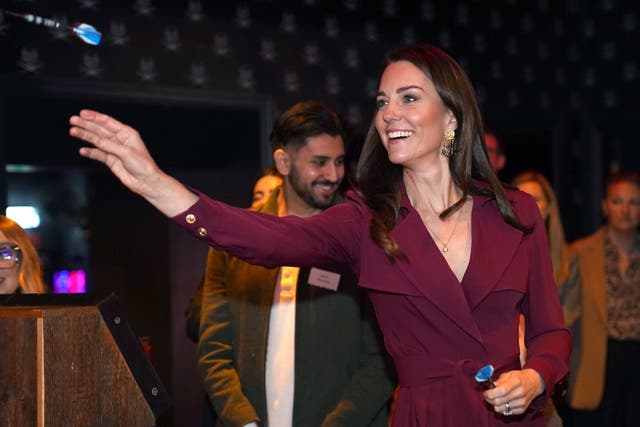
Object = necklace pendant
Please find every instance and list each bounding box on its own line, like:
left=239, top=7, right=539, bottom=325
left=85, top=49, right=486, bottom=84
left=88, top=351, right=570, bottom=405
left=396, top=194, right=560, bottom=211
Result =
left=442, top=246, right=449, bottom=253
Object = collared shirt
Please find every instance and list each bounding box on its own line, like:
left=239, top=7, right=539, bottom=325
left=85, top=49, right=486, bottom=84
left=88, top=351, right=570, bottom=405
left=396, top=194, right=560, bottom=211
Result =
left=604, top=232, right=640, bottom=340
left=265, top=266, right=299, bottom=427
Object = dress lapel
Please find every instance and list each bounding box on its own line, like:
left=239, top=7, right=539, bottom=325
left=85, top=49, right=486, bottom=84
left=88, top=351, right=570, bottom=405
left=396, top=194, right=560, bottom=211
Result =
left=391, top=190, right=484, bottom=345
left=390, top=190, right=525, bottom=345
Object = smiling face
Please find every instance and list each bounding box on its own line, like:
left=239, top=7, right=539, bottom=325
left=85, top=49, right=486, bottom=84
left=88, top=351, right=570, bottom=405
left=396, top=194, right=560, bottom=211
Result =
left=284, top=133, right=345, bottom=210
left=603, top=180, right=640, bottom=234
left=0, top=230, right=20, bottom=294
left=374, top=60, right=457, bottom=169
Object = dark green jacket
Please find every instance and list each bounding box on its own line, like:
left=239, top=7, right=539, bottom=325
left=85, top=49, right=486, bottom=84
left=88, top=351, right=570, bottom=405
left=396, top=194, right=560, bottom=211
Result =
left=198, top=189, right=395, bottom=427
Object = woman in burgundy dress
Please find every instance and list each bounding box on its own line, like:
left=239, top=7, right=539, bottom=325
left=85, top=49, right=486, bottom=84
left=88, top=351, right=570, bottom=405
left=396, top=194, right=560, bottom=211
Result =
left=69, top=43, right=570, bottom=426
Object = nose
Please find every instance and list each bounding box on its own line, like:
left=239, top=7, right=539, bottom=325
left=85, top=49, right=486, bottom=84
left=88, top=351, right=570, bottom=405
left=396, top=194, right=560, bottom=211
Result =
left=622, top=203, right=631, bottom=214
left=382, top=103, right=400, bottom=122
left=323, top=163, right=342, bottom=183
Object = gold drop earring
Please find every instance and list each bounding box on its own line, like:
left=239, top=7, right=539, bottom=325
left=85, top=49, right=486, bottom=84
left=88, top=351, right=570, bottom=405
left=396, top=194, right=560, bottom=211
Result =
left=441, top=129, right=456, bottom=158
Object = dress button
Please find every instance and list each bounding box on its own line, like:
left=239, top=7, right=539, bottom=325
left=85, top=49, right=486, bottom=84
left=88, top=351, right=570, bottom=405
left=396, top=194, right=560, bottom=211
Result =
left=197, top=227, right=207, bottom=237
left=186, top=214, right=196, bottom=224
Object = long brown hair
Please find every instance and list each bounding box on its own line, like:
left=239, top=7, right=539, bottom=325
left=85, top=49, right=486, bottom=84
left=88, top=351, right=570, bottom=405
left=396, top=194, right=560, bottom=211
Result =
left=0, top=215, right=45, bottom=293
left=512, top=171, right=570, bottom=284
left=356, top=43, right=530, bottom=260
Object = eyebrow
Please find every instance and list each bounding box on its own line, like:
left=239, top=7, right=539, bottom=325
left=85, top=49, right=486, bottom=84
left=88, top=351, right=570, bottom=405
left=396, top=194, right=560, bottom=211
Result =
left=377, top=85, right=424, bottom=97
left=311, top=154, right=345, bottom=160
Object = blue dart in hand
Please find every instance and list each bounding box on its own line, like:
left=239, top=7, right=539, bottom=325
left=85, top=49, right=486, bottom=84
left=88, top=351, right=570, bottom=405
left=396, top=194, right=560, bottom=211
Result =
left=474, top=364, right=496, bottom=389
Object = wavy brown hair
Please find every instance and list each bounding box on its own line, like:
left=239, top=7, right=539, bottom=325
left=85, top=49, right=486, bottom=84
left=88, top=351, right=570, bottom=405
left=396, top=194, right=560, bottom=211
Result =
left=512, top=171, right=571, bottom=284
left=356, top=44, right=530, bottom=260
left=0, top=215, right=45, bottom=293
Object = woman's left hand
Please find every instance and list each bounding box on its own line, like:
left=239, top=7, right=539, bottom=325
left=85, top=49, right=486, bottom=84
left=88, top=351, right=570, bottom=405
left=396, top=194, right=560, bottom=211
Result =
left=483, top=368, right=545, bottom=416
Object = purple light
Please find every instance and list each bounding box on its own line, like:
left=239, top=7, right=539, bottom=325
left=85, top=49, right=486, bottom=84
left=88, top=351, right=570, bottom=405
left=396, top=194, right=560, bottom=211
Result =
left=53, top=269, right=86, bottom=293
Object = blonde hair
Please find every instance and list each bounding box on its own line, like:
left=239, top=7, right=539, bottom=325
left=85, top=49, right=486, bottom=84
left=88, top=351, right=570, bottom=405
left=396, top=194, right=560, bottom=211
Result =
left=0, top=215, right=45, bottom=293
left=512, top=171, right=571, bottom=284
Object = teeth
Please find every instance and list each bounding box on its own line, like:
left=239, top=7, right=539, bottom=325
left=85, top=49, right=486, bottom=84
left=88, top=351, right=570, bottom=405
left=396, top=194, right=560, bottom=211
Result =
left=388, top=130, right=413, bottom=139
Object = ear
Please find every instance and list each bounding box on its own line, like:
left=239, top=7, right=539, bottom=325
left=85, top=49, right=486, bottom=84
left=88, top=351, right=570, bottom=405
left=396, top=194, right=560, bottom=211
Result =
left=601, top=199, right=608, bottom=218
left=273, top=148, right=291, bottom=176
left=445, top=110, right=458, bottom=131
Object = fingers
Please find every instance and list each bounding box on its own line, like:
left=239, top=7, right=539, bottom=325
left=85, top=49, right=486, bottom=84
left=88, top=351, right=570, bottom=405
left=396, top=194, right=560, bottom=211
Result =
left=483, top=369, right=542, bottom=416
left=79, top=109, right=131, bottom=134
left=484, top=372, right=521, bottom=415
left=69, top=110, right=145, bottom=161
left=70, top=113, right=126, bottom=143
left=78, top=146, right=110, bottom=164
left=489, top=396, right=526, bottom=416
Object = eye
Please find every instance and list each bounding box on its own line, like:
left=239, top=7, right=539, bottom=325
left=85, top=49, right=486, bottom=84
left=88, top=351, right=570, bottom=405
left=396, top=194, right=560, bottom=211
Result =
left=313, top=159, right=327, bottom=166
left=335, top=158, right=345, bottom=167
left=375, top=98, right=388, bottom=109
left=403, top=94, right=418, bottom=103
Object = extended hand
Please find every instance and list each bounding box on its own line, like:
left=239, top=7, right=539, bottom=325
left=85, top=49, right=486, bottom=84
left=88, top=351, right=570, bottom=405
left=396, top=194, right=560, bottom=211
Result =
left=69, top=109, right=198, bottom=217
left=483, top=368, right=545, bottom=416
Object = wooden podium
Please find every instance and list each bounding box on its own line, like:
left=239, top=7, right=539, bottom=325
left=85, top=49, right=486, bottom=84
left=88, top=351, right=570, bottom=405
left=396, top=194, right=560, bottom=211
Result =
left=0, top=295, right=170, bottom=427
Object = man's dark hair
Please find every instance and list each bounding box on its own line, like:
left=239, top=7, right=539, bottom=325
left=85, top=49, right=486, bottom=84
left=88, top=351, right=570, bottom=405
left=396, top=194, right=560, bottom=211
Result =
left=269, top=101, right=347, bottom=152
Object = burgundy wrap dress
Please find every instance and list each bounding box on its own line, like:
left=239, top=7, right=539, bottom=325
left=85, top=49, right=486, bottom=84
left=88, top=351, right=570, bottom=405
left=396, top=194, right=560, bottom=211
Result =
left=173, top=185, right=570, bottom=427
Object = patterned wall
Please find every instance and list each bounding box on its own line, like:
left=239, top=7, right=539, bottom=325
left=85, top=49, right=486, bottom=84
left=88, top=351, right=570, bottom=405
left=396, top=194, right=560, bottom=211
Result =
left=2, top=0, right=636, bottom=132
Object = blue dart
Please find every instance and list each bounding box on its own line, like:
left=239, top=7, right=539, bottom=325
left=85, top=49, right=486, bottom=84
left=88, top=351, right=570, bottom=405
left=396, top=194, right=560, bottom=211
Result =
left=474, top=364, right=496, bottom=389
left=4, top=9, right=102, bottom=46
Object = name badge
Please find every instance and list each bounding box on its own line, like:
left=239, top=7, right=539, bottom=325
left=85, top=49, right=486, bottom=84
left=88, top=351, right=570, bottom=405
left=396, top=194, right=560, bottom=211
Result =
left=308, top=267, right=341, bottom=291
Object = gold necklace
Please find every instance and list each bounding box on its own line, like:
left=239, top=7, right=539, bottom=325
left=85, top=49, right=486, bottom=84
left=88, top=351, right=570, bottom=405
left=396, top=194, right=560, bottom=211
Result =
left=424, top=208, right=463, bottom=253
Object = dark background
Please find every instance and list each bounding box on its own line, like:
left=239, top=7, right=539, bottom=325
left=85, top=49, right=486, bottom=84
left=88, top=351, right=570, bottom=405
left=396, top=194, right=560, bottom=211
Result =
left=1, top=1, right=638, bottom=425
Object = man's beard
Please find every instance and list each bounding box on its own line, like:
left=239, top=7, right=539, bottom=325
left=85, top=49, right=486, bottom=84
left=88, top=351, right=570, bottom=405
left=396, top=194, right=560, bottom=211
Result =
left=288, top=166, right=339, bottom=210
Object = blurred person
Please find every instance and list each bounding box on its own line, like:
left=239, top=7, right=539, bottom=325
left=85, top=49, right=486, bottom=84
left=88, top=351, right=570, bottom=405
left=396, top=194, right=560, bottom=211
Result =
left=564, top=171, right=640, bottom=427
left=0, top=215, right=46, bottom=294
left=250, top=168, right=282, bottom=209
left=512, top=172, right=579, bottom=309
left=485, top=131, right=506, bottom=174
left=69, top=43, right=570, bottom=426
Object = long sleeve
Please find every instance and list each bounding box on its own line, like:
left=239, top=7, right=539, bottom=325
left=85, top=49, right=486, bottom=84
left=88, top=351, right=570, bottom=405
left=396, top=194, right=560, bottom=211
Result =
left=172, top=189, right=365, bottom=272
left=198, top=247, right=261, bottom=427
left=320, top=296, right=396, bottom=427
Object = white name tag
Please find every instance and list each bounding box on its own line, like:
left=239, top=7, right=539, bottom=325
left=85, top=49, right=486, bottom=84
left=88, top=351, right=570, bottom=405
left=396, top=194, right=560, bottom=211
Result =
left=307, top=267, right=341, bottom=291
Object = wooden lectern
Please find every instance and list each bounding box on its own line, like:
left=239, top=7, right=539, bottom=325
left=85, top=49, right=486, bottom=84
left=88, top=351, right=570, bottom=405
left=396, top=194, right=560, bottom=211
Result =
left=0, top=294, right=170, bottom=427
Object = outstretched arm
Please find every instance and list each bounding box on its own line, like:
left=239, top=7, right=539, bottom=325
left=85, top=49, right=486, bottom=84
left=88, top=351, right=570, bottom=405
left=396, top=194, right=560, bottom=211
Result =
left=69, top=109, right=197, bottom=217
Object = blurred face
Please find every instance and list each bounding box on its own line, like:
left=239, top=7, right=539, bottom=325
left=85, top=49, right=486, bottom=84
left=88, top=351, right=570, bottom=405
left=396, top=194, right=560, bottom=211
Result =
left=602, top=180, right=640, bottom=234
left=287, top=134, right=345, bottom=209
left=251, top=174, right=282, bottom=208
left=375, top=61, right=456, bottom=169
left=485, top=133, right=506, bottom=172
left=518, top=180, right=550, bottom=220
left=0, top=231, right=20, bottom=294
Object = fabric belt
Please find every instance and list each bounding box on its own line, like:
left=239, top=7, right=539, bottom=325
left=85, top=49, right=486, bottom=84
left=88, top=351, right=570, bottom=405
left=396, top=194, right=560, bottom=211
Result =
left=395, top=353, right=521, bottom=387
